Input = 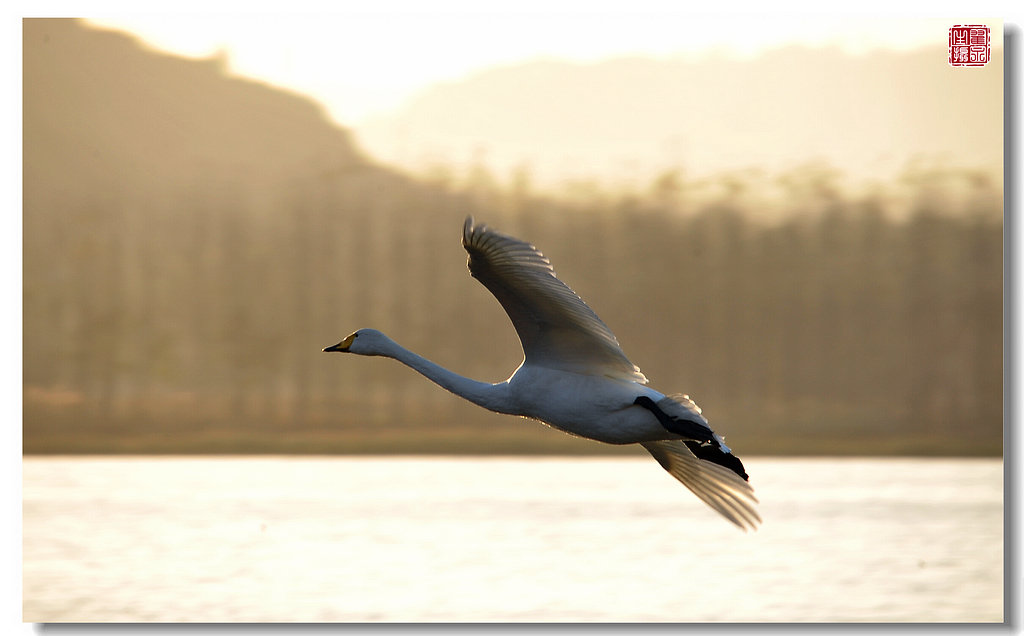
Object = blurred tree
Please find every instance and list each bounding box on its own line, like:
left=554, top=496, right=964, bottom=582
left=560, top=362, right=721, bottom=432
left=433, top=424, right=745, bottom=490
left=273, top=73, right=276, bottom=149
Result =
left=22, top=19, right=1003, bottom=456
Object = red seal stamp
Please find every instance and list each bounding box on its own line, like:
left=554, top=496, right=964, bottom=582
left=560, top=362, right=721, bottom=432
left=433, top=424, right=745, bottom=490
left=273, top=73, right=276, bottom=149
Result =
left=949, top=25, right=990, bottom=67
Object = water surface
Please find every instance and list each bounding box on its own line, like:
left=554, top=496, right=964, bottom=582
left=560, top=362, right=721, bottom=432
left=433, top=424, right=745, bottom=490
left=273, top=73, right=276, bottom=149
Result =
left=23, top=456, right=1003, bottom=622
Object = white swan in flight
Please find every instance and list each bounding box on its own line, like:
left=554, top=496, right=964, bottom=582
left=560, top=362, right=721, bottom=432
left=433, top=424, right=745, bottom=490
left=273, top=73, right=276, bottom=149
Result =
left=325, top=217, right=760, bottom=530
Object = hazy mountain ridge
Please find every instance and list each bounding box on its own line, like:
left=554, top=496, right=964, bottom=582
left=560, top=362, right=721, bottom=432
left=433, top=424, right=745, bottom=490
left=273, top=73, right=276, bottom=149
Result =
left=356, top=45, right=1003, bottom=185
left=24, top=19, right=369, bottom=198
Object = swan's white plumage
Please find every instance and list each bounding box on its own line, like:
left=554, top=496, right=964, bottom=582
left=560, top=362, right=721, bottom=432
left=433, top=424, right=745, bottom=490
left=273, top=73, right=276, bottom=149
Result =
left=325, top=216, right=759, bottom=531
left=462, top=217, right=647, bottom=384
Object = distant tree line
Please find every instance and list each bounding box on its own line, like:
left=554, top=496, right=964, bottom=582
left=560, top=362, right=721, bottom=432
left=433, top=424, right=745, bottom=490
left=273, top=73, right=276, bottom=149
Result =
left=23, top=161, right=1002, bottom=455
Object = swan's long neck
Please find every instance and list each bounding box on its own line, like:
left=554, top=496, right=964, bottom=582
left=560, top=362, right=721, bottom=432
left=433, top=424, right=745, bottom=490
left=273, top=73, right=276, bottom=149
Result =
left=379, top=338, right=513, bottom=414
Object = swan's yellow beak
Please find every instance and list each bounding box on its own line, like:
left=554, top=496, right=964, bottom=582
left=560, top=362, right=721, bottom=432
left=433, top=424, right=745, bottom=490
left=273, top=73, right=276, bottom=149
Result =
left=323, top=332, right=356, bottom=353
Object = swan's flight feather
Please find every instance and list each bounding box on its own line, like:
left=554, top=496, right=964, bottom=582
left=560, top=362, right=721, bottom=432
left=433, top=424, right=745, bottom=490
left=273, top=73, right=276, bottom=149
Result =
left=462, top=217, right=646, bottom=383
left=641, top=440, right=761, bottom=531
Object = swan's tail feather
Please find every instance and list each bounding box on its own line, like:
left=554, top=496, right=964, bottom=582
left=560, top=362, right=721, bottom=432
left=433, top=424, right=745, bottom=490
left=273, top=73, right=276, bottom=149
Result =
left=641, top=439, right=761, bottom=531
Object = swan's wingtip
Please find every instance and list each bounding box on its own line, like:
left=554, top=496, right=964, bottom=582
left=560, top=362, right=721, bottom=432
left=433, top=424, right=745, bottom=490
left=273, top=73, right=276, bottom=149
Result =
left=463, top=215, right=484, bottom=246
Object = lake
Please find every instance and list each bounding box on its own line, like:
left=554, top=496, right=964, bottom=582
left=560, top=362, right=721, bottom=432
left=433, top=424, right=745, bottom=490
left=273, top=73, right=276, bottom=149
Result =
left=22, top=456, right=1003, bottom=622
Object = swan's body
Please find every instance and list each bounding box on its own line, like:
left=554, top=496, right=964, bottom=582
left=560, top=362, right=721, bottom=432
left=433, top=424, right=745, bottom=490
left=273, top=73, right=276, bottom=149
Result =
left=325, top=217, right=760, bottom=530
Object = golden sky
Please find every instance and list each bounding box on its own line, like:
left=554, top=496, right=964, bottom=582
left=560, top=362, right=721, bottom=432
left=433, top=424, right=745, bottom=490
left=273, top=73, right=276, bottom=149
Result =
left=85, top=11, right=1002, bottom=125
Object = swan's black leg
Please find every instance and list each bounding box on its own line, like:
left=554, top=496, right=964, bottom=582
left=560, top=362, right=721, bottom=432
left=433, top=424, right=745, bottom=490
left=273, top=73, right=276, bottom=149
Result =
left=634, top=396, right=749, bottom=481
left=634, top=396, right=715, bottom=443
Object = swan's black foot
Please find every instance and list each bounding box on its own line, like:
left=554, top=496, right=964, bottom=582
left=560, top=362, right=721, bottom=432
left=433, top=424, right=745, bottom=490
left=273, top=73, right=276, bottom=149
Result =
left=634, top=395, right=749, bottom=481
left=682, top=440, right=749, bottom=481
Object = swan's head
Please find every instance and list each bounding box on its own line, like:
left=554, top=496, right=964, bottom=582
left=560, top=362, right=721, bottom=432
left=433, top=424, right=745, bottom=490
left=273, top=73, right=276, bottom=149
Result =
left=323, top=329, right=393, bottom=356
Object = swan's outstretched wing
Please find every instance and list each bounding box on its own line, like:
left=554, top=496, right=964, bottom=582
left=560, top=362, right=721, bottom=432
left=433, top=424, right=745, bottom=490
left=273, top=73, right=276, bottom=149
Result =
left=462, top=217, right=646, bottom=383
left=641, top=440, right=760, bottom=531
